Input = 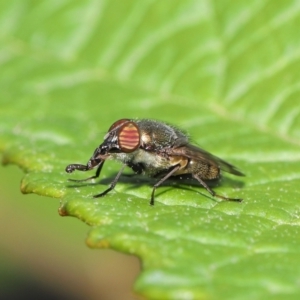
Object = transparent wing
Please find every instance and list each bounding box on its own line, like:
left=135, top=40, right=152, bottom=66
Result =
left=165, top=144, right=245, bottom=177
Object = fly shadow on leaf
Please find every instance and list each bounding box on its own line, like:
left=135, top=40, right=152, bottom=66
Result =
left=66, top=168, right=245, bottom=203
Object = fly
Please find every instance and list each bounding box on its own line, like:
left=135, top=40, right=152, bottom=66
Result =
left=66, top=119, right=245, bottom=205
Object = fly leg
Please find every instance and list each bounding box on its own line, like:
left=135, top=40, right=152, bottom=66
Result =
left=93, top=164, right=126, bottom=198
left=150, top=164, right=181, bottom=206
left=193, top=174, right=242, bottom=202
left=65, top=161, right=104, bottom=182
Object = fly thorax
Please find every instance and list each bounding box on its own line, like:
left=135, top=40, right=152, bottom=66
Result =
left=110, top=151, right=136, bottom=164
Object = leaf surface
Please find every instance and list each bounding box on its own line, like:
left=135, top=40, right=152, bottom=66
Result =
left=1, top=1, right=300, bottom=299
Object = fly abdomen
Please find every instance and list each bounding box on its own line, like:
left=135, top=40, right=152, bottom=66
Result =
left=188, top=159, right=220, bottom=180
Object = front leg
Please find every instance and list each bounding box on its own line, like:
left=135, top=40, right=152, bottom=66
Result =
left=66, top=161, right=104, bottom=182
left=93, top=164, right=125, bottom=198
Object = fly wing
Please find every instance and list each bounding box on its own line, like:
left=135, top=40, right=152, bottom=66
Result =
left=166, top=144, right=245, bottom=177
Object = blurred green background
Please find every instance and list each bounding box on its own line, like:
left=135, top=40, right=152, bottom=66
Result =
left=0, top=165, right=140, bottom=299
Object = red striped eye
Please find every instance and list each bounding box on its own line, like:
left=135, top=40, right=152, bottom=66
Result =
left=118, top=122, right=140, bottom=152
left=108, top=119, right=130, bottom=132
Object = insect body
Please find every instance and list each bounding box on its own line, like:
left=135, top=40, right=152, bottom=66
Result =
left=66, top=119, right=244, bottom=205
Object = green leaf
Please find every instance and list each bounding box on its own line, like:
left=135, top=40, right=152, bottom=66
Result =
left=1, top=0, right=300, bottom=299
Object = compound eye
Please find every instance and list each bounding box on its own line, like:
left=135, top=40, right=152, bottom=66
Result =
left=118, top=122, right=140, bottom=152
left=108, top=119, right=130, bottom=131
